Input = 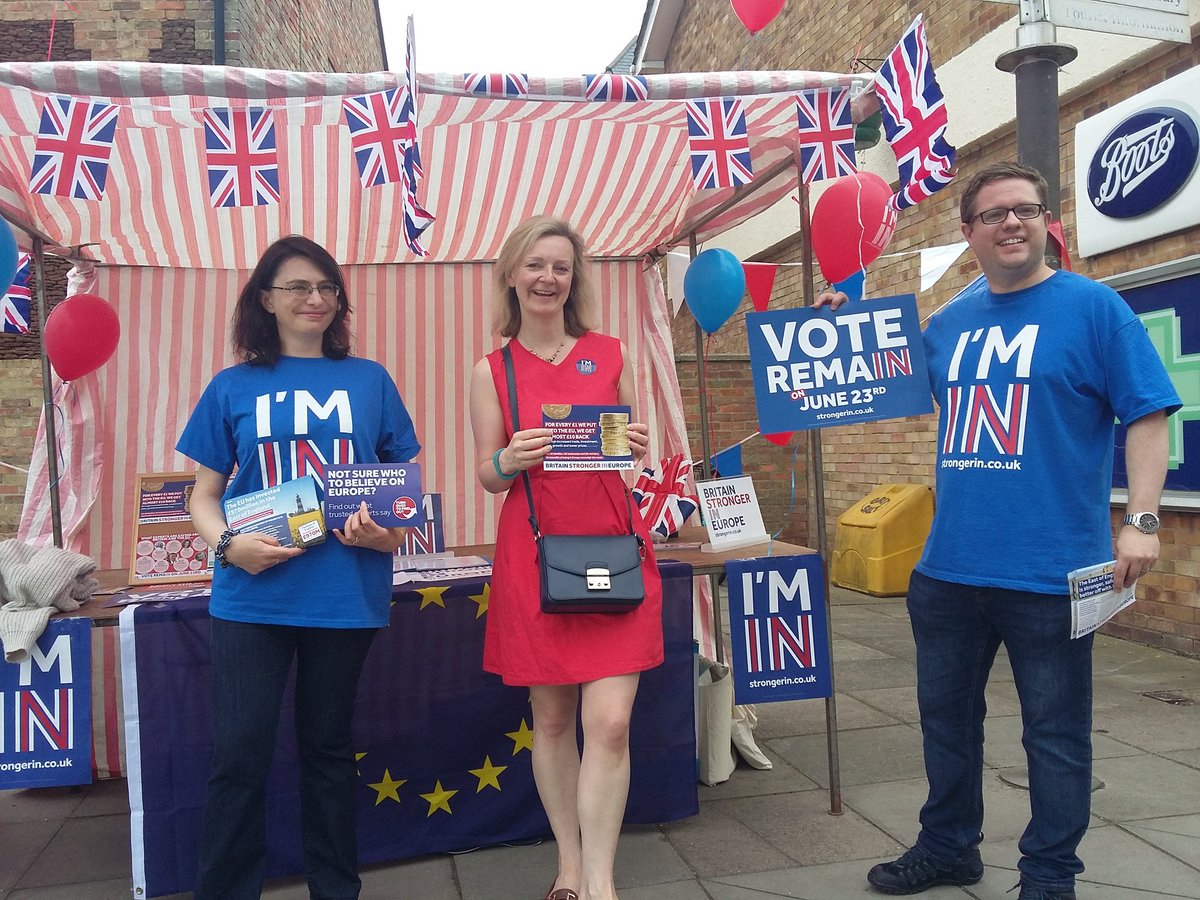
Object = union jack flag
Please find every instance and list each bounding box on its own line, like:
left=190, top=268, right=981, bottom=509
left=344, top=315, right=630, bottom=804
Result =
left=203, top=107, right=280, bottom=208
left=875, top=15, right=956, bottom=211
left=343, top=88, right=418, bottom=188
left=2, top=253, right=31, bottom=335
left=632, top=454, right=699, bottom=540
left=29, top=97, right=119, bottom=200
left=795, top=88, right=857, bottom=184
left=584, top=73, right=649, bottom=102
left=401, top=170, right=434, bottom=258
left=464, top=73, right=529, bottom=97
left=402, top=14, right=424, bottom=185
left=685, top=98, right=754, bottom=190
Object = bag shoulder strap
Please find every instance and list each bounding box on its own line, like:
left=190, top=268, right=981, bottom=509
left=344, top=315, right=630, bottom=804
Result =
left=501, top=342, right=642, bottom=545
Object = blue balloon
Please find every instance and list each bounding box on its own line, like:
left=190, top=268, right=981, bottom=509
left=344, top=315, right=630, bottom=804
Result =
left=0, top=219, right=17, bottom=292
left=683, top=248, right=745, bottom=334
left=832, top=269, right=865, bottom=303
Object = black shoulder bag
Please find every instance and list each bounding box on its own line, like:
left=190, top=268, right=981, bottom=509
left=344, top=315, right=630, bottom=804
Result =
left=502, top=344, right=645, bottom=614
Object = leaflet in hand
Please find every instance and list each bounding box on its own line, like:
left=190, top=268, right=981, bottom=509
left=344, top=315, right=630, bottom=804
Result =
left=324, top=464, right=424, bottom=529
left=1067, top=560, right=1136, bottom=640
left=541, top=404, right=634, bottom=471
left=223, top=475, right=327, bottom=548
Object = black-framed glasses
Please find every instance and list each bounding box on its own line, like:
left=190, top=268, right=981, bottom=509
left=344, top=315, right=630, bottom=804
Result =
left=269, top=282, right=341, bottom=301
left=969, top=203, right=1046, bottom=226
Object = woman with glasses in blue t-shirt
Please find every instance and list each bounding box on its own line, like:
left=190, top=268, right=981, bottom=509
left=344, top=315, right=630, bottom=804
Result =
left=177, top=235, right=420, bottom=899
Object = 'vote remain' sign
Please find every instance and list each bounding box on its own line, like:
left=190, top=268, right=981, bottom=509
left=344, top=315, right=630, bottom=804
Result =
left=746, top=295, right=933, bottom=432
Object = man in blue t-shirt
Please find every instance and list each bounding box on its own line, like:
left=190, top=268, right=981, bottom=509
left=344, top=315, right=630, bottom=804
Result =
left=822, top=163, right=1179, bottom=900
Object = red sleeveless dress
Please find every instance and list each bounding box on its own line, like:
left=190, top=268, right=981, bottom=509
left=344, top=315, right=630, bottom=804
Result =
left=484, top=332, right=664, bottom=686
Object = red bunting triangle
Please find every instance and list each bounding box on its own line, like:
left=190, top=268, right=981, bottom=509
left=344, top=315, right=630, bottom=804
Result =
left=743, top=262, right=779, bottom=312
left=763, top=431, right=793, bottom=446
left=1047, top=219, right=1072, bottom=272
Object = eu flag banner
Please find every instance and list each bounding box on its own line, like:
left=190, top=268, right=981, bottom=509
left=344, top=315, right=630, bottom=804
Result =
left=122, top=563, right=697, bottom=898
left=746, top=294, right=933, bottom=433
left=0, top=617, right=92, bottom=789
left=726, top=555, right=832, bottom=705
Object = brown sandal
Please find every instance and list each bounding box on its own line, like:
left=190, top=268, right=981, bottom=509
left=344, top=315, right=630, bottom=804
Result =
left=544, top=888, right=578, bottom=900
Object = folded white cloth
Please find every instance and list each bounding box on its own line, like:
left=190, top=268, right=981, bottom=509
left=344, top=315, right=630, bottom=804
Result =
left=0, top=539, right=97, bottom=663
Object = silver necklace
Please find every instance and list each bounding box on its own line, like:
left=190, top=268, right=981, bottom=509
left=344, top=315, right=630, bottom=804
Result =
left=523, top=337, right=566, bottom=364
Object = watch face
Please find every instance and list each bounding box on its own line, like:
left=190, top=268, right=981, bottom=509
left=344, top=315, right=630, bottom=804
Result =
left=1132, top=512, right=1160, bottom=534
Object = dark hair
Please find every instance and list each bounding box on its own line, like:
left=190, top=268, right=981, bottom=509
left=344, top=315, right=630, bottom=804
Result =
left=231, top=235, right=353, bottom=365
left=492, top=215, right=596, bottom=338
left=960, top=162, right=1050, bottom=223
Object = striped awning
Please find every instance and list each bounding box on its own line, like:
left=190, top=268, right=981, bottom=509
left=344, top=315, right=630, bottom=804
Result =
left=0, top=62, right=866, bottom=267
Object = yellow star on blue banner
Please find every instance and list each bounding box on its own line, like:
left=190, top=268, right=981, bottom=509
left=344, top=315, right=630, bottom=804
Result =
left=468, top=755, right=507, bottom=792
left=506, top=718, right=534, bottom=755
left=468, top=582, right=490, bottom=618
left=355, top=751, right=367, bottom=775
left=367, top=769, right=406, bottom=806
left=417, top=586, right=448, bottom=609
left=419, top=779, right=458, bottom=816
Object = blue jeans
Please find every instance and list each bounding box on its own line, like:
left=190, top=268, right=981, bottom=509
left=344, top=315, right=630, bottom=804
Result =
left=194, top=618, right=377, bottom=900
left=907, top=570, right=1093, bottom=892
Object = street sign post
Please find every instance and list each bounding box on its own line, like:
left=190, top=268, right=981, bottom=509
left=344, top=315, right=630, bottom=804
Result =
left=1046, top=0, right=1191, bottom=43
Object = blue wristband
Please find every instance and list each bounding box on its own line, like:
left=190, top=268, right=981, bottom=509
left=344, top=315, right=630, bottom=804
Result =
left=492, top=448, right=518, bottom=480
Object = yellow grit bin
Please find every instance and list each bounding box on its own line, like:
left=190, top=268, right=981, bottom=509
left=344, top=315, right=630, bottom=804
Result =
left=831, top=484, right=934, bottom=596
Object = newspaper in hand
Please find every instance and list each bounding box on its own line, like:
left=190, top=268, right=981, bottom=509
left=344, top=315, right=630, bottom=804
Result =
left=1067, top=560, right=1136, bottom=640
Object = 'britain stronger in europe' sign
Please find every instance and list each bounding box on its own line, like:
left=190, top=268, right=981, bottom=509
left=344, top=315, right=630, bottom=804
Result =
left=747, top=295, right=933, bottom=433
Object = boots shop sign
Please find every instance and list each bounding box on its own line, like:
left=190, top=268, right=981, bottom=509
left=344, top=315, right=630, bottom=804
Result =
left=1075, top=65, right=1200, bottom=257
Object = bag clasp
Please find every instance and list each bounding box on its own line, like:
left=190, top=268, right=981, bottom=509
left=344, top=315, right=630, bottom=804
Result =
left=585, top=566, right=611, bottom=591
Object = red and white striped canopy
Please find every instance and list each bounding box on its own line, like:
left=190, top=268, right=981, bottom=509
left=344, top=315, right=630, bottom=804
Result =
left=0, top=62, right=863, bottom=266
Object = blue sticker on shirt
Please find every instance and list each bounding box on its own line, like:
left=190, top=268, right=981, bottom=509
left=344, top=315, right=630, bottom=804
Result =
left=576, top=358, right=597, bottom=375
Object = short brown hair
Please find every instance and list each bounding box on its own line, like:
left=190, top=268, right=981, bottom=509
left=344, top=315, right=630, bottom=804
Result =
left=492, top=216, right=596, bottom=338
left=960, top=162, right=1050, bottom=223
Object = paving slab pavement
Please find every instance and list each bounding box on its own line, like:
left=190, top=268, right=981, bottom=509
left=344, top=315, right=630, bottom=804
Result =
left=2, top=588, right=1197, bottom=899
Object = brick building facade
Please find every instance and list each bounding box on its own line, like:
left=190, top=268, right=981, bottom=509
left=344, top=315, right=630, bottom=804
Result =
left=654, top=0, right=1200, bottom=655
left=0, top=0, right=386, bottom=537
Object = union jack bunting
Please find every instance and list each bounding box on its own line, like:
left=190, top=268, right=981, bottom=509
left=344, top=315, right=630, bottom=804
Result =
left=463, top=73, right=529, bottom=97
left=632, top=453, right=699, bottom=541
left=202, top=107, right=280, bottom=208
left=584, top=73, right=649, bottom=102
left=685, top=98, right=754, bottom=190
left=795, top=88, right=857, bottom=184
left=29, top=96, right=119, bottom=200
left=2, top=253, right=31, bottom=334
left=874, top=15, right=957, bottom=211
left=343, top=89, right=418, bottom=188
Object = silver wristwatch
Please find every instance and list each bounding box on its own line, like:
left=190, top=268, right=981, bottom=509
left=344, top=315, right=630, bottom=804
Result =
left=1122, top=511, right=1160, bottom=535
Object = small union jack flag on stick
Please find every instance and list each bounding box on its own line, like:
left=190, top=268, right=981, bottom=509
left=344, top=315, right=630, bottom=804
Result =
left=29, top=97, right=119, bottom=200
left=584, top=73, right=649, bottom=102
left=795, top=88, right=857, bottom=184
left=464, top=73, right=529, bottom=97
left=685, top=98, right=754, bottom=190
left=2, top=253, right=31, bottom=335
left=874, top=14, right=957, bottom=211
left=632, top=453, right=699, bottom=540
left=203, top=107, right=280, bottom=208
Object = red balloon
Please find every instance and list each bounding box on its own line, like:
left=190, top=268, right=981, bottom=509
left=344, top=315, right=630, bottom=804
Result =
left=763, top=431, right=793, bottom=446
left=44, top=293, right=121, bottom=381
left=811, top=172, right=898, bottom=284
left=730, top=0, right=787, bottom=34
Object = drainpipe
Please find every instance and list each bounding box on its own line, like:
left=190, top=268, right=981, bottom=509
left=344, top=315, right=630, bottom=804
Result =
left=213, top=0, right=226, bottom=65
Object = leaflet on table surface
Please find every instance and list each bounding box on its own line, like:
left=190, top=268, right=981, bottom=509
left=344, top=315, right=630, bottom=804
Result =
left=223, top=475, right=326, bottom=548
left=1067, top=560, right=1136, bottom=640
left=393, top=564, right=493, bottom=585
left=324, top=464, right=424, bottom=528
left=541, top=403, right=634, bottom=471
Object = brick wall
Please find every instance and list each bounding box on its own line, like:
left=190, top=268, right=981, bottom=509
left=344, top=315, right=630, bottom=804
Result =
left=225, top=0, right=385, bottom=72
left=662, top=2, right=1200, bottom=655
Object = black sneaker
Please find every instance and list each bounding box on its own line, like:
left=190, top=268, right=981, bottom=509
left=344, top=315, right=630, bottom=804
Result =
left=1015, top=883, right=1077, bottom=900
left=867, top=846, right=984, bottom=895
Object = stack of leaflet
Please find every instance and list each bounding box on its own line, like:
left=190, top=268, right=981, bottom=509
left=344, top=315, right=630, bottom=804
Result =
left=392, top=553, right=492, bottom=585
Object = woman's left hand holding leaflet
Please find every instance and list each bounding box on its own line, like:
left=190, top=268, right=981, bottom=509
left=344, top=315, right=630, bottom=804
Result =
left=335, top=501, right=403, bottom=552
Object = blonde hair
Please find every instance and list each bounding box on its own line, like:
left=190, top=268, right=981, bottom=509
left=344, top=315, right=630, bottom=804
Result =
left=491, top=216, right=596, bottom=338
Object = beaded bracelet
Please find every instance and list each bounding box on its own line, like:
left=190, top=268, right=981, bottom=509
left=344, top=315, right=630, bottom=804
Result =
left=214, top=529, right=238, bottom=568
left=492, top=448, right=518, bottom=480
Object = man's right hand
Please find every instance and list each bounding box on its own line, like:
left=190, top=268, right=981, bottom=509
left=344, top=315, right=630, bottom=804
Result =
left=813, top=290, right=851, bottom=310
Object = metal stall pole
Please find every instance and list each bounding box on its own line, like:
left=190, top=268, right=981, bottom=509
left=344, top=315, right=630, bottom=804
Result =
left=32, top=236, right=64, bottom=547
left=689, top=232, right=727, bottom=665
left=796, top=177, right=843, bottom=815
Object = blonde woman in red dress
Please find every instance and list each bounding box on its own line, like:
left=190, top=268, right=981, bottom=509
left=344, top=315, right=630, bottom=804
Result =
left=469, top=216, right=663, bottom=900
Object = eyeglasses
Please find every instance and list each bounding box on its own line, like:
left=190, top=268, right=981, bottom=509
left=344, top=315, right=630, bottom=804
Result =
left=269, top=282, right=341, bottom=301
left=969, top=203, right=1046, bottom=226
